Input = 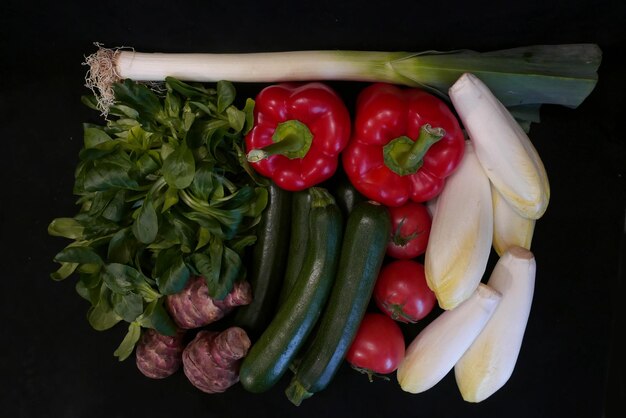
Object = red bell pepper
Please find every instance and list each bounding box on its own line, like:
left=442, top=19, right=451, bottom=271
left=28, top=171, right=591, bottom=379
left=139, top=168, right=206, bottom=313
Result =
left=342, top=83, right=465, bottom=207
left=245, top=83, right=351, bottom=191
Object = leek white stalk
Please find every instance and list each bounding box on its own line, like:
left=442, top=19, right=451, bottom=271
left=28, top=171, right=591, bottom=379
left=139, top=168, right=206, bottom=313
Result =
left=397, top=284, right=501, bottom=394
left=425, top=141, right=493, bottom=310
left=449, top=73, right=551, bottom=219
left=85, top=44, right=601, bottom=117
left=454, top=246, right=536, bottom=403
left=492, top=184, right=536, bottom=256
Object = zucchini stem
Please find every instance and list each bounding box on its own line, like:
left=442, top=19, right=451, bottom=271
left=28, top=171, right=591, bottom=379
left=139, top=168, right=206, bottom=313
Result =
left=284, top=380, right=314, bottom=406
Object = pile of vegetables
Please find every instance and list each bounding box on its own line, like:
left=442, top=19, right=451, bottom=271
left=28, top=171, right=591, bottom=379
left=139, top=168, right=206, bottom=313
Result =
left=50, top=43, right=600, bottom=402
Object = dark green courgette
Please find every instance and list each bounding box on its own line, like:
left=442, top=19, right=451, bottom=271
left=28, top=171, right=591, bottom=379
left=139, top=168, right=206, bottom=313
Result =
left=232, top=180, right=291, bottom=339
left=285, top=201, right=391, bottom=406
left=277, top=190, right=312, bottom=306
left=331, top=166, right=366, bottom=218
left=239, top=188, right=343, bottom=393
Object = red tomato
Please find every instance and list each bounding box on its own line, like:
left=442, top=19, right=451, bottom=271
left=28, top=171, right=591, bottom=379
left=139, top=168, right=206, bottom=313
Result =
left=386, top=201, right=431, bottom=259
left=374, top=260, right=436, bottom=323
left=346, top=313, right=405, bottom=376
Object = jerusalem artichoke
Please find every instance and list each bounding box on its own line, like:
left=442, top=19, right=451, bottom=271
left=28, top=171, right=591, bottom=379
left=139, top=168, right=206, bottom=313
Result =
left=135, top=328, right=186, bottom=379
left=183, top=327, right=251, bottom=394
left=166, top=277, right=252, bottom=329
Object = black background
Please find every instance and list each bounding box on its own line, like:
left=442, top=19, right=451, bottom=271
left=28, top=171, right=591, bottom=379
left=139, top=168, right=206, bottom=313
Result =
left=1, top=1, right=625, bottom=417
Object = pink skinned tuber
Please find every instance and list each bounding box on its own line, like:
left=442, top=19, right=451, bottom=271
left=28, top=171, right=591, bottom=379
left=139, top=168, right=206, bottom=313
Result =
left=135, top=328, right=186, bottom=379
left=183, top=327, right=251, bottom=393
left=166, top=277, right=253, bottom=329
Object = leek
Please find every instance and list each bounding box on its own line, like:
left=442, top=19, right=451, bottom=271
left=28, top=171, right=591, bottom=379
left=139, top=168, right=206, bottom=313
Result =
left=85, top=44, right=601, bottom=122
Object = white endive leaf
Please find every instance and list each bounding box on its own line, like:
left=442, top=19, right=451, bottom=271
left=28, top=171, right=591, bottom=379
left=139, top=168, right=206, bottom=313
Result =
left=425, top=141, right=493, bottom=310
left=449, top=73, right=550, bottom=220
left=397, top=284, right=501, bottom=394
left=454, top=246, right=536, bottom=402
left=492, top=184, right=535, bottom=256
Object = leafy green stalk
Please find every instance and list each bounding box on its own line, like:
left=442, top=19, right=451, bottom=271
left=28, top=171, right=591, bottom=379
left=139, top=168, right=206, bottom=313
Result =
left=389, top=44, right=601, bottom=108
left=86, top=45, right=601, bottom=129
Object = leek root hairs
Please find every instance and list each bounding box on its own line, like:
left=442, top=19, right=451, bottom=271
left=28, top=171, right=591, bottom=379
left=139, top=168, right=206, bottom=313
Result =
left=84, top=45, right=123, bottom=115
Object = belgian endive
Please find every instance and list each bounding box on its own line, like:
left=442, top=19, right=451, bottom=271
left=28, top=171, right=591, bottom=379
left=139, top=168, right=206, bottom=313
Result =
left=492, top=185, right=535, bottom=256
left=449, top=73, right=550, bottom=220
left=397, top=284, right=501, bottom=394
left=425, top=141, right=493, bottom=310
left=454, top=246, right=536, bottom=402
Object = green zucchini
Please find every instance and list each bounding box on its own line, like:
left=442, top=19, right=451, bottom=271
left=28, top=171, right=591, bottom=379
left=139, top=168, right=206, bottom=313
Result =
left=331, top=167, right=366, bottom=218
left=277, top=190, right=312, bottom=306
left=285, top=201, right=391, bottom=406
left=232, top=180, right=291, bottom=339
left=239, top=188, right=343, bottom=393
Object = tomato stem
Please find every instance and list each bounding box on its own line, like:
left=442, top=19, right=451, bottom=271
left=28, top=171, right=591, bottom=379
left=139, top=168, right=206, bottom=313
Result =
left=351, top=365, right=391, bottom=382
left=391, top=217, right=423, bottom=246
left=382, top=301, right=418, bottom=323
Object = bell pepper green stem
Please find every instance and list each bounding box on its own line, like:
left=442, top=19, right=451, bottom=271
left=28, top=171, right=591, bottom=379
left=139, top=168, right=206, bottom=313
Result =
left=383, top=124, right=445, bottom=176
left=247, top=119, right=313, bottom=163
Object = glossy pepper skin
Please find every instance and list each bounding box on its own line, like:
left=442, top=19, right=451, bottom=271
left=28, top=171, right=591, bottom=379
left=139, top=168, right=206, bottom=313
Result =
left=342, top=83, right=465, bottom=207
left=245, top=83, right=351, bottom=191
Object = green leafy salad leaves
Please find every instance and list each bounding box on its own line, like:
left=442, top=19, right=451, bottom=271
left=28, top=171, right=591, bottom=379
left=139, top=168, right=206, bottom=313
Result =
left=49, top=78, right=265, bottom=360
